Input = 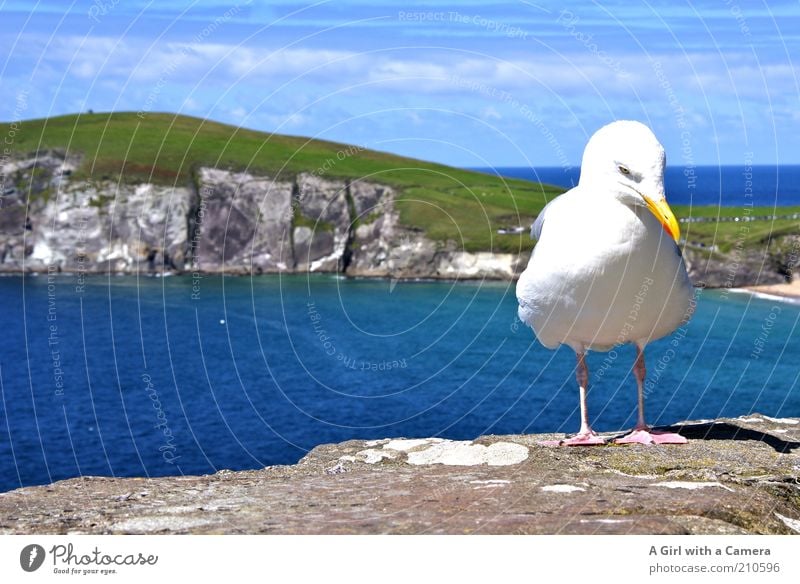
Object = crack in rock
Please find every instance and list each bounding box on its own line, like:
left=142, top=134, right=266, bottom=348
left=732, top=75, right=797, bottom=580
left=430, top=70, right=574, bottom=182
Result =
left=655, top=481, right=734, bottom=492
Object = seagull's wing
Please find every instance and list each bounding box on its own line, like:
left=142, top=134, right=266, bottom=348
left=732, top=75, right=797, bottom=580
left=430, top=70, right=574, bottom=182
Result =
left=531, top=194, right=568, bottom=240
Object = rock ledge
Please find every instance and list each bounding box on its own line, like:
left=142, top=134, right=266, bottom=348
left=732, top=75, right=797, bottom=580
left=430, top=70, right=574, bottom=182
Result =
left=1, top=414, right=798, bottom=535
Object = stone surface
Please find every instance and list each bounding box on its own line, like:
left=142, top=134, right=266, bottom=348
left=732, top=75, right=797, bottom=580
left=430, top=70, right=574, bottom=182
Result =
left=191, top=167, right=295, bottom=272
left=1, top=414, right=798, bottom=535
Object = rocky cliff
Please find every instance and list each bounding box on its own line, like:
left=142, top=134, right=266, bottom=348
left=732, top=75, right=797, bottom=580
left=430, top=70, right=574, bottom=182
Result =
left=683, top=242, right=795, bottom=289
left=1, top=414, right=798, bottom=535
left=0, top=151, right=523, bottom=280
left=0, top=150, right=793, bottom=285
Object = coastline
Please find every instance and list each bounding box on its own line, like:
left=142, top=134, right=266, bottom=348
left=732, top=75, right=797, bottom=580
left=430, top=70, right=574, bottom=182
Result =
left=738, top=279, right=800, bottom=303
left=3, top=269, right=799, bottom=290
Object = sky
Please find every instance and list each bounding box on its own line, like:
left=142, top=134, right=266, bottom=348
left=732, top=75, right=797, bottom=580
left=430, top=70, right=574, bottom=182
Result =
left=1, top=0, right=798, bottom=168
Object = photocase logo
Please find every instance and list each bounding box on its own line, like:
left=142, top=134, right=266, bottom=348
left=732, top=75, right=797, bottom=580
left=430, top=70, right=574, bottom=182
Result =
left=20, top=544, right=46, bottom=572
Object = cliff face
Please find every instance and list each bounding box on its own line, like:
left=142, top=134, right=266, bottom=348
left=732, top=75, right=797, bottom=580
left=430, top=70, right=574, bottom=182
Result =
left=1, top=152, right=190, bottom=273
left=0, top=151, right=522, bottom=279
left=1, top=414, right=798, bottom=535
left=0, top=150, right=792, bottom=285
left=683, top=246, right=789, bottom=289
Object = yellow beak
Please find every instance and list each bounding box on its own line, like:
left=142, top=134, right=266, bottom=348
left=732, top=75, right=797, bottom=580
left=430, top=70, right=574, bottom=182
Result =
left=642, top=194, right=680, bottom=242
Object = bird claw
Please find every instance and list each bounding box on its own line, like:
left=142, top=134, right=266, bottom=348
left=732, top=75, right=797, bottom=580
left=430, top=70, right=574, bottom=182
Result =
left=614, top=429, right=687, bottom=445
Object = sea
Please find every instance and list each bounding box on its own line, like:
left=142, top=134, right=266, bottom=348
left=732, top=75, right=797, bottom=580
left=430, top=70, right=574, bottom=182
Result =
left=475, top=165, right=800, bottom=207
left=0, top=275, right=798, bottom=493
left=0, top=165, right=799, bottom=493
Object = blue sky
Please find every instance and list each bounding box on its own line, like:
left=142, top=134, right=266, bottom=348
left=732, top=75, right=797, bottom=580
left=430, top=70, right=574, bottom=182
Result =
left=1, top=0, right=798, bottom=167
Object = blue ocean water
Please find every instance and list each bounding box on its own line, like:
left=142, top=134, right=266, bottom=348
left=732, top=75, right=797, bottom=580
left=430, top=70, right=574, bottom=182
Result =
left=474, top=165, right=800, bottom=207
left=0, top=275, right=798, bottom=493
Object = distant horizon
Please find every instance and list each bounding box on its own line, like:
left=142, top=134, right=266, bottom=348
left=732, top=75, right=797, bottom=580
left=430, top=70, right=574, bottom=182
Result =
left=469, top=164, right=800, bottom=207
left=470, top=163, right=800, bottom=169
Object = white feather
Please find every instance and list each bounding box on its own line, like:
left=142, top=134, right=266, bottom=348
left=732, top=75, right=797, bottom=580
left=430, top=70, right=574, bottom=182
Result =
left=516, top=121, right=694, bottom=352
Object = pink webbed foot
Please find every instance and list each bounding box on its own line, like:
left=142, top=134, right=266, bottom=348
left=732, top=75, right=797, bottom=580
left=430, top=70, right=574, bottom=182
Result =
left=539, top=432, right=607, bottom=447
left=614, top=428, right=688, bottom=445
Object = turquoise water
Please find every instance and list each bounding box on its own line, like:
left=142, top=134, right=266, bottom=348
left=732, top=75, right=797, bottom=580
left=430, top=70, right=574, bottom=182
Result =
left=0, top=274, right=798, bottom=492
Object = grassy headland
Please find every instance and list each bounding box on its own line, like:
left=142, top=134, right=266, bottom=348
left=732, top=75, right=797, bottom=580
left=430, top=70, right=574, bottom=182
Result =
left=1, top=112, right=558, bottom=253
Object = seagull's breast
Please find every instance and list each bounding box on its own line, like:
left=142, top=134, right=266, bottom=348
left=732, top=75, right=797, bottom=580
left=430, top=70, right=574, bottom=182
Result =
left=516, top=191, right=693, bottom=351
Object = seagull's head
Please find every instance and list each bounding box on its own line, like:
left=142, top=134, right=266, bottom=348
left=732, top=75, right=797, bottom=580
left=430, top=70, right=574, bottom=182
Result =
left=579, top=120, right=680, bottom=243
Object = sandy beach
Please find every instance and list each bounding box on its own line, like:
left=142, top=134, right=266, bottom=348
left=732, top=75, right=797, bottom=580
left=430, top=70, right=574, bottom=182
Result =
left=742, top=278, right=800, bottom=300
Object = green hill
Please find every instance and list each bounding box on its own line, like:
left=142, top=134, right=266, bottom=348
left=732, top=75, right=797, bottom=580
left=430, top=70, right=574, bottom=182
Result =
left=0, top=112, right=559, bottom=253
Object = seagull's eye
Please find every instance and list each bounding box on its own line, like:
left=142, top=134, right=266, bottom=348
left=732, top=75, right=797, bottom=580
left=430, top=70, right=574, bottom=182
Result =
left=618, top=165, right=631, bottom=176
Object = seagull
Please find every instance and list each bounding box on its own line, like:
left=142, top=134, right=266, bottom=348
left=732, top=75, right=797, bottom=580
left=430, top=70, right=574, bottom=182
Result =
left=517, top=120, right=694, bottom=446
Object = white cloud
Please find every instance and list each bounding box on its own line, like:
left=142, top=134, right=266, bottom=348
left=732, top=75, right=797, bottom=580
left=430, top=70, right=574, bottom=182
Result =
left=406, top=110, right=423, bottom=125
left=181, top=96, right=200, bottom=111
left=27, top=32, right=797, bottom=112
left=481, top=106, right=502, bottom=121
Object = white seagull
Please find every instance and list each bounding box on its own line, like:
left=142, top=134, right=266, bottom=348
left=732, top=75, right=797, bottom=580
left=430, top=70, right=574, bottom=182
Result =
left=517, top=120, right=694, bottom=446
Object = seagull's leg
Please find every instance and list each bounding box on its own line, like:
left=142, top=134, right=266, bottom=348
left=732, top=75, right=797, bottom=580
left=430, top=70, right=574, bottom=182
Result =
left=539, top=352, right=606, bottom=446
left=633, top=346, right=648, bottom=430
left=614, top=345, right=687, bottom=445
